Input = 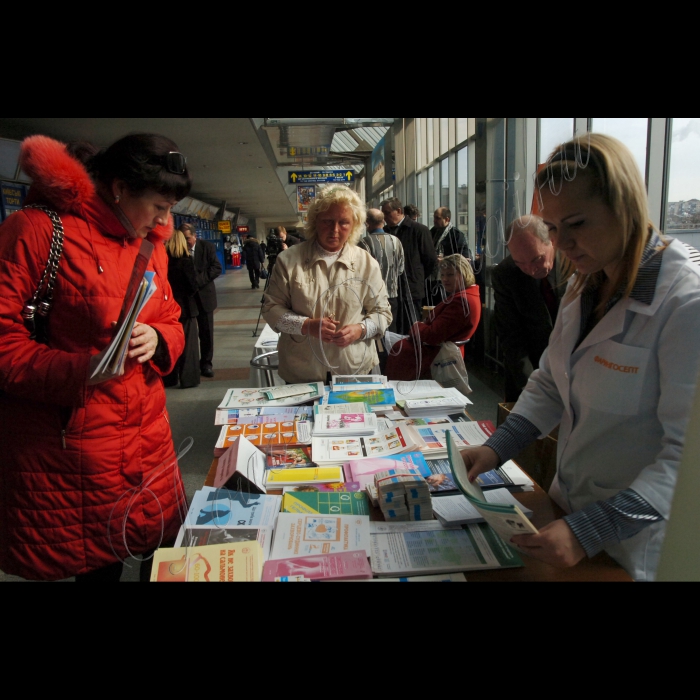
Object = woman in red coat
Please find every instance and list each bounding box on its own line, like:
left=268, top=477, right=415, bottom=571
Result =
left=386, top=255, right=481, bottom=381
left=0, top=134, right=191, bottom=581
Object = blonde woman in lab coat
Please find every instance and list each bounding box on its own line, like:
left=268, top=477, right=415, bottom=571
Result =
left=462, top=134, right=700, bottom=581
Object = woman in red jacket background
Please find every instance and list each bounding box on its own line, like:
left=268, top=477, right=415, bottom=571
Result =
left=386, top=254, right=481, bottom=381
left=0, top=133, right=191, bottom=582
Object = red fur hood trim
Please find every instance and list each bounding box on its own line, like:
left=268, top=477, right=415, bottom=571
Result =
left=20, top=135, right=95, bottom=214
left=20, top=135, right=175, bottom=242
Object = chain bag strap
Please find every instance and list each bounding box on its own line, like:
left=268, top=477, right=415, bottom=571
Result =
left=21, top=205, right=65, bottom=344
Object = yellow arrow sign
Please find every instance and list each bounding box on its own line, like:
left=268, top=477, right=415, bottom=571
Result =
left=346, top=171, right=353, bottom=180
left=291, top=173, right=298, bottom=183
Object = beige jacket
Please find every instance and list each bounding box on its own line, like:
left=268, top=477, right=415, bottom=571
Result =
left=263, top=241, right=392, bottom=383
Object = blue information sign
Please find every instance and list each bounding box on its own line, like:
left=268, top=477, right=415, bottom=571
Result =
left=288, top=171, right=354, bottom=184
left=1, top=182, right=26, bottom=221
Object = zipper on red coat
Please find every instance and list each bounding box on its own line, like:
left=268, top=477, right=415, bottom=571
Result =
left=61, top=430, right=67, bottom=449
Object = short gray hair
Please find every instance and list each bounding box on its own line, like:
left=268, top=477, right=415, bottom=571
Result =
left=505, top=216, right=550, bottom=245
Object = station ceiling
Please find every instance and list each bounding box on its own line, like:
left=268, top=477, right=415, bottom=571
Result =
left=0, top=118, right=393, bottom=224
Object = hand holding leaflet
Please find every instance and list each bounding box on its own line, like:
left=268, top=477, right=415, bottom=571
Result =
left=446, top=432, right=539, bottom=545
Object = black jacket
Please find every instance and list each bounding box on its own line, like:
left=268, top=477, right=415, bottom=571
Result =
left=429, top=225, right=472, bottom=261
left=243, top=239, right=265, bottom=270
left=167, top=252, right=199, bottom=320
left=192, top=240, right=222, bottom=312
left=385, top=218, right=437, bottom=300
left=491, top=253, right=566, bottom=402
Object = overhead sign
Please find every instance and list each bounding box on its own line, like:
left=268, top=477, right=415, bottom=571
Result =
left=217, top=220, right=232, bottom=234
left=237, top=226, right=250, bottom=233
left=289, top=171, right=354, bottom=184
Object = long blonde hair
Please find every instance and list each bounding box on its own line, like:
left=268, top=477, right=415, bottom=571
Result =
left=166, top=229, right=190, bottom=258
left=537, top=134, right=665, bottom=311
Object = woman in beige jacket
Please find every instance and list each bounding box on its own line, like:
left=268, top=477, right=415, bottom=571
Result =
left=263, top=186, right=392, bottom=384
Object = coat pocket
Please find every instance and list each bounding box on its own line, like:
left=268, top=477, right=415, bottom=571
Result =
left=575, top=339, right=651, bottom=416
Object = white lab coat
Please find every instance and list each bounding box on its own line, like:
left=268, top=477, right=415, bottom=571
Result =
left=512, top=239, right=700, bottom=581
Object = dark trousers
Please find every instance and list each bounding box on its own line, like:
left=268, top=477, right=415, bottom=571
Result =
left=195, top=297, right=215, bottom=369
left=388, top=297, right=399, bottom=333
left=164, top=317, right=201, bottom=388
left=396, top=296, right=423, bottom=335
left=74, top=542, right=174, bottom=583
left=248, top=267, right=260, bottom=288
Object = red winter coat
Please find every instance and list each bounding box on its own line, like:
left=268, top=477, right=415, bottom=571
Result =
left=0, top=136, right=187, bottom=580
left=386, top=286, right=481, bottom=381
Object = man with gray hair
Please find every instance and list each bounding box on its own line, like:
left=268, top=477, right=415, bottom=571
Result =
left=360, top=209, right=405, bottom=332
left=492, top=215, right=567, bottom=402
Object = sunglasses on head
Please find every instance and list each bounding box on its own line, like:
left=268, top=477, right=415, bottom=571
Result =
left=149, top=151, right=188, bottom=174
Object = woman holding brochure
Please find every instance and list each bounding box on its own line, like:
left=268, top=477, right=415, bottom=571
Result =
left=460, top=135, right=700, bottom=581
left=0, top=134, right=192, bottom=582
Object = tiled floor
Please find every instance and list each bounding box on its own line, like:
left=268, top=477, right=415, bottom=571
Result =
left=1, top=265, right=506, bottom=582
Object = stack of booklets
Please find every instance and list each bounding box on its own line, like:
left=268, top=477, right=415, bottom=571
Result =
left=404, top=420, right=496, bottom=460
left=322, top=377, right=396, bottom=414
left=331, top=375, right=388, bottom=390
left=403, top=389, right=472, bottom=416
left=374, top=469, right=433, bottom=522
left=266, top=466, right=345, bottom=489
left=262, top=383, right=323, bottom=402
left=312, top=411, right=379, bottom=438
left=369, top=521, right=523, bottom=577
left=346, top=451, right=431, bottom=493
left=281, top=490, right=370, bottom=516
left=185, top=487, right=281, bottom=529
left=390, top=380, right=472, bottom=408
left=268, top=513, right=371, bottom=560
left=262, top=551, right=373, bottom=582
left=311, top=425, right=419, bottom=465
left=214, top=420, right=312, bottom=457
left=219, top=382, right=324, bottom=410
left=151, top=541, right=264, bottom=582
left=431, top=489, right=535, bottom=527
left=215, top=406, right=313, bottom=426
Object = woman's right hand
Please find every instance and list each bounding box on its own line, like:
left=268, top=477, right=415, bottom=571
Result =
left=460, top=446, right=501, bottom=483
left=302, top=317, right=338, bottom=342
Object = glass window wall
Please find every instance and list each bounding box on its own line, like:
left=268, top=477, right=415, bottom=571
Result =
left=457, top=145, right=468, bottom=232
left=539, top=118, right=574, bottom=163
left=591, top=118, right=649, bottom=179
left=666, top=118, right=700, bottom=243
left=440, top=158, right=450, bottom=208
left=428, top=166, right=435, bottom=218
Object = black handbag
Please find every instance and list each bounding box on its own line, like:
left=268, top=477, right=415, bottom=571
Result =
left=21, top=205, right=65, bottom=345
left=259, top=268, right=269, bottom=279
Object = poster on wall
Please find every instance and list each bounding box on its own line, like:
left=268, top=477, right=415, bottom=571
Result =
left=370, top=130, right=394, bottom=196
left=297, top=185, right=316, bottom=213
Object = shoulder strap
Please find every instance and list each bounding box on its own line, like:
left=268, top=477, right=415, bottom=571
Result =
left=21, top=205, right=65, bottom=338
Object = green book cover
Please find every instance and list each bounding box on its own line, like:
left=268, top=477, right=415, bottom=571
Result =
left=282, top=491, right=370, bottom=516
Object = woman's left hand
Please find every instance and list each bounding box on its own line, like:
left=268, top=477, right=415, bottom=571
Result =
left=128, top=323, right=159, bottom=363
left=331, top=324, right=363, bottom=348
left=511, top=520, right=586, bottom=569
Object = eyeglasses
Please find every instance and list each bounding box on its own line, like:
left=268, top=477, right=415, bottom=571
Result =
left=150, top=151, right=188, bottom=174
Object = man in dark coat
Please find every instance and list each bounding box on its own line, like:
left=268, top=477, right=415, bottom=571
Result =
left=428, top=207, right=473, bottom=304
left=183, top=224, right=223, bottom=378
left=381, top=197, right=438, bottom=334
left=492, top=216, right=567, bottom=403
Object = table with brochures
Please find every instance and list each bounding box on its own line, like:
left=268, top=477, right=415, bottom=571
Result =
left=203, top=456, right=632, bottom=583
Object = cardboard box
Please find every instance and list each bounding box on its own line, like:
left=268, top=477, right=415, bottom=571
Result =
left=497, top=403, right=558, bottom=493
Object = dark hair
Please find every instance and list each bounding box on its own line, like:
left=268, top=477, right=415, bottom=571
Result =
left=404, top=204, right=420, bottom=218
left=89, top=133, right=192, bottom=200
left=381, top=197, right=403, bottom=212
left=436, top=207, right=452, bottom=220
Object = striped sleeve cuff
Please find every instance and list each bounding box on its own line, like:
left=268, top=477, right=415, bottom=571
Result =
left=483, top=414, right=541, bottom=465
left=564, top=489, right=663, bottom=558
